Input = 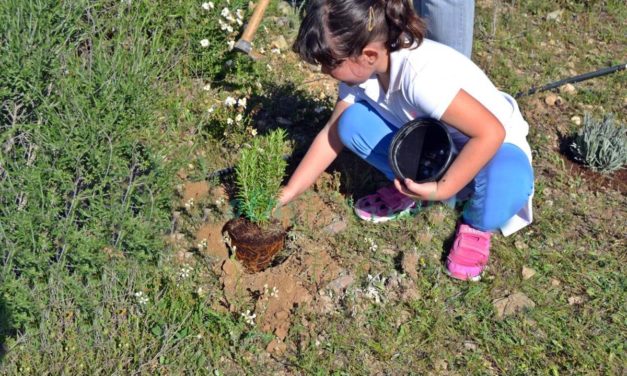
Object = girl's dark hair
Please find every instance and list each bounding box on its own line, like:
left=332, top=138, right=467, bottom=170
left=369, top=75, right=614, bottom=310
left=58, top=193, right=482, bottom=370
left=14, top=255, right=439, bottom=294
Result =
left=293, top=0, right=426, bottom=69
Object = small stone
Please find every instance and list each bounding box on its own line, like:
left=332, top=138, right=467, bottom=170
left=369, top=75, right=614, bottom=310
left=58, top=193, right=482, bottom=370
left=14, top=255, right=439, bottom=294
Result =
left=270, top=35, right=289, bottom=51
left=325, top=275, right=354, bottom=294
left=514, top=240, right=528, bottom=250
left=464, top=341, right=478, bottom=351
left=522, top=266, right=536, bottom=280
left=560, top=83, right=576, bottom=95
left=323, top=220, right=347, bottom=234
left=544, top=93, right=563, bottom=106
left=568, top=296, right=585, bottom=305
left=546, top=9, right=564, bottom=21
left=571, top=115, right=582, bottom=126
left=550, top=278, right=561, bottom=287
left=492, top=292, right=536, bottom=320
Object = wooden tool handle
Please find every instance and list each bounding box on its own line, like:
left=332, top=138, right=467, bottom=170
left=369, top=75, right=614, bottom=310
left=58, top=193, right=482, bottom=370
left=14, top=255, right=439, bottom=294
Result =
left=240, top=0, right=271, bottom=43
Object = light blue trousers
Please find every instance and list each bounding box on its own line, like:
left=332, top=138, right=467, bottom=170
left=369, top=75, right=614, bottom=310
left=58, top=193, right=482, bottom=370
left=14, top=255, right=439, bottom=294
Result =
left=337, top=101, right=534, bottom=232
left=414, top=0, right=475, bottom=58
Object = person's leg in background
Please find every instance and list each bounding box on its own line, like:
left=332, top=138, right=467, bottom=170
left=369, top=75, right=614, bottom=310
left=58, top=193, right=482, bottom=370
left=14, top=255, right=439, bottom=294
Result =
left=413, top=0, right=475, bottom=58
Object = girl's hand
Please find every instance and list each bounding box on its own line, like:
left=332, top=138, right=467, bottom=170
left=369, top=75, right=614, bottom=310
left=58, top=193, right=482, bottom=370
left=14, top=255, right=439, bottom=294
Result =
left=394, top=178, right=442, bottom=201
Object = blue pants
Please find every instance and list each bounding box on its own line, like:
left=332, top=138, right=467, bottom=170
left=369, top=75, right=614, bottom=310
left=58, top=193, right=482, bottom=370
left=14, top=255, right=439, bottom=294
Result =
left=414, top=0, right=475, bottom=58
left=337, top=101, right=533, bottom=232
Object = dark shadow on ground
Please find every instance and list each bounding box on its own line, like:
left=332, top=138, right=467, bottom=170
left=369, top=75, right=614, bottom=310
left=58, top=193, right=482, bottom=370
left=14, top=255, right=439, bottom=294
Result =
left=244, top=81, right=388, bottom=200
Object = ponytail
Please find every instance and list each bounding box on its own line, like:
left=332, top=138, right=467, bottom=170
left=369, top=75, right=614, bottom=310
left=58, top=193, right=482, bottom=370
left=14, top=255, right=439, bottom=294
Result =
left=293, top=0, right=427, bottom=68
left=383, top=0, right=426, bottom=50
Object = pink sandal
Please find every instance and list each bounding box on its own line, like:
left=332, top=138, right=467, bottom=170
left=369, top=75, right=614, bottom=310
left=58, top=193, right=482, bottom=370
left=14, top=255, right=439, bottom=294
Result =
left=354, top=185, right=417, bottom=223
left=446, top=224, right=491, bottom=281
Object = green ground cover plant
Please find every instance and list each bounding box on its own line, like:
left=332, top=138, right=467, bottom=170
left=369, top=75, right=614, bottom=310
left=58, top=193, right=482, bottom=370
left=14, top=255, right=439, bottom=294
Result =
left=0, top=0, right=625, bottom=374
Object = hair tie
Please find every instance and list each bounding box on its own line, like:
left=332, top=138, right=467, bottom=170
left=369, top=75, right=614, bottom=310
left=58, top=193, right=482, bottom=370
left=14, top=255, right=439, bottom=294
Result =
left=367, top=6, right=375, bottom=31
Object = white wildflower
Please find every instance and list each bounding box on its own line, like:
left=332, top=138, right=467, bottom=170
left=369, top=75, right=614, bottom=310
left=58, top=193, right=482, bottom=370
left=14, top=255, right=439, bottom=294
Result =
left=226, top=118, right=234, bottom=125
left=237, top=97, right=247, bottom=109
left=134, top=291, right=149, bottom=305
left=184, top=197, right=195, bottom=210
left=266, top=64, right=273, bottom=71
left=220, top=7, right=231, bottom=18
left=196, top=286, right=204, bottom=295
left=219, top=19, right=229, bottom=31
left=236, top=9, right=244, bottom=20
left=179, top=265, right=193, bottom=279
left=207, top=106, right=215, bottom=113
left=224, top=96, right=237, bottom=106
left=235, top=114, right=243, bottom=122
left=225, top=25, right=233, bottom=33
left=200, top=39, right=210, bottom=48
left=246, top=126, right=257, bottom=136
left=202, top=83, right=211, bottom=91
left=365, top=237, right=378, bottom=252
left=270, top=286, right=279, bottom=298
left=236, top=19, right=243, bottom=26
left=227, top=40, right=235, bottom=50
left=241, top=310, right=256, bottom=326
left=201, top=2, right=214, bottom=10
left=271, top=48, right=281, bottom=54
left=197, top=238, right=208, bottom=250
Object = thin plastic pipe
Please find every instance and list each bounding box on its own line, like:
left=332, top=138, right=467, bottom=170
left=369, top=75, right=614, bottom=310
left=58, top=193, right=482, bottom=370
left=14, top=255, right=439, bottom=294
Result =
left=515, top=63, right=626, bottom=98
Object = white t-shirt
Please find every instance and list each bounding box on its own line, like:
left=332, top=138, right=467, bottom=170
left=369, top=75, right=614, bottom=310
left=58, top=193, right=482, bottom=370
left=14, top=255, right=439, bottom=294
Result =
left=338, top=39, right=533, bottom=236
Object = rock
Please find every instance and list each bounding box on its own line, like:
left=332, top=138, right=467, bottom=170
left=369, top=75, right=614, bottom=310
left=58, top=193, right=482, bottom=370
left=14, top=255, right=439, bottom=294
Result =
left=560, top=83, right=576, bottom=95
left=546, top=9, right=564, bottom=21
left=568, top=296, right=585, bottom=305
left=544, top=93, right=563, bottom=106
left=323, top=220, right=347, bottom=234
left=270, top=35, right=289, bottom=51
left=266, top=338, right=287, bottom=355
left=401, top=249, right=419, bottom=281
left=550, top=278, right=561, bottom=287
left=492, top=292, right=536, bottom=320
left=522, top=266, right=536, bottom=280
left=325, top=275, right=354, bottom=294
left=464, top=341, right=478, bottom=351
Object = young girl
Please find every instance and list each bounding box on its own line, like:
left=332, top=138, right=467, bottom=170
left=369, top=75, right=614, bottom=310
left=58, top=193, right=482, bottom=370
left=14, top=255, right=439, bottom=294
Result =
left=278, top=0, right=534, bottom=281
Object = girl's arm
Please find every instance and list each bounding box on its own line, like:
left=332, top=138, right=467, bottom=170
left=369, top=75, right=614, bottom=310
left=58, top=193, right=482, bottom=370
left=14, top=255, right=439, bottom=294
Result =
left=278, top=100, right=350, bottom=206
left=395, top=89, right=505, bottom=200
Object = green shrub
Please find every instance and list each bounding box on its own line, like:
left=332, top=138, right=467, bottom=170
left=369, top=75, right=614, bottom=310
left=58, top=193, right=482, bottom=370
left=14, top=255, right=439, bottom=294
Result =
left=234, top=129, right=288, bottom=224
left=569, top=113, right=627, bottom=173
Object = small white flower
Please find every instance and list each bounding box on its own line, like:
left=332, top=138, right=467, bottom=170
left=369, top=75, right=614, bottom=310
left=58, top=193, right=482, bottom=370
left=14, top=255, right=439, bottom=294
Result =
left=200, top=39, right=210, bottom=48
left=236, top=9, right=244, bottom=20
left=207, top=106, right=215, bottom=113
left=225, top=25, right=233, bottom=33
left=202, top=83, right=211, bottom=91
left=271, top=48, right=281, bottom=54
left=235, top=114, right=243, bottom=122
left=236, top=19, right=243, bottom=26
left=224, top=96, right=237, bottom=106
left=266, top=64, right=273, bottom=71
left=241, top=310, right=256, bottom=326
left=134, top=291, right=149, bottom=305
left=201, top=2, right=214, bottom=10
left=226, top=118, right=234, bottom=125
left=227, top=40, right=235, bottom=50
left=270, top=286, right=279, bottom=298
left=197, top=238, right=208, bottom=250
left=221, top=7, right=231, bottom=18
left=184, top=197, right=195, bottom=210
left=258, top=47, right=265, bottom=54
left=179, top=265, right=193, bottom=279
left=237, top=97, right=247, bottom=108
left=219, top=19, right=228, bottom=30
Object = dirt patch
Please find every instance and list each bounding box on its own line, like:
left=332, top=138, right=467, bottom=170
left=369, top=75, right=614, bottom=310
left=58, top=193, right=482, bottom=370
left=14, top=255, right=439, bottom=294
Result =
left=181, top=181, right=210, bottom=204
left=217, top=234, right=343, bottom=354
left=195, top=222, right=229, bottom=260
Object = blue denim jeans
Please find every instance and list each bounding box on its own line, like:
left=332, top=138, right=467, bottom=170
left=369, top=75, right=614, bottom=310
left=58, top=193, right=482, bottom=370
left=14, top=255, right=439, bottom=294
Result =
left=414, top=0, right=475, bottom=58
left=337, top=101, right=533, bottom=231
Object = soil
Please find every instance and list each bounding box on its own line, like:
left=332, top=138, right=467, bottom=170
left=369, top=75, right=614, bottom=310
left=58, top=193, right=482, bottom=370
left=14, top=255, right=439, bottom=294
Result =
left=223, top=217, right=286, bottom=273
left=195, top=222, right=228, bottom=259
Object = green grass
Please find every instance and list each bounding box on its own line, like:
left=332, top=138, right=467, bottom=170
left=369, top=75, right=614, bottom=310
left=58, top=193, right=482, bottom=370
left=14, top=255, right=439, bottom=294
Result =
left=1, top=0, right=625, bottom=374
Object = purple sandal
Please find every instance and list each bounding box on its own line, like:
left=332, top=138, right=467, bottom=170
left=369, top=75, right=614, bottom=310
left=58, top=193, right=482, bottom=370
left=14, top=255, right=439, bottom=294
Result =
left=446, top=224, right=491, bottom=281
left=354, top=185, right=417, bottom=223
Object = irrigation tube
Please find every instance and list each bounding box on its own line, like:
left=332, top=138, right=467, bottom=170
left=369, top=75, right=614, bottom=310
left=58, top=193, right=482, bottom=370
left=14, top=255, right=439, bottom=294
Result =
left=208, top=63, right=626, bottom=179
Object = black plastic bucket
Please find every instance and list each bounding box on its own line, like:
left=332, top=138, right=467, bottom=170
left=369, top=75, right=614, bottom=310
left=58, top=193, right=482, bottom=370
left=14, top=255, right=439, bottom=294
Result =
left=388, top=118, right=454, bottom=183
